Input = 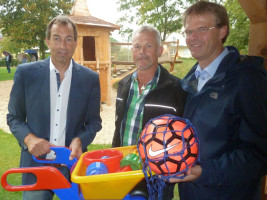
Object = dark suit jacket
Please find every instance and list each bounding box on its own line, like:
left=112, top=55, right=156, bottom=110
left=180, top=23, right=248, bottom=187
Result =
left=7, top=58, right=102, bottom=184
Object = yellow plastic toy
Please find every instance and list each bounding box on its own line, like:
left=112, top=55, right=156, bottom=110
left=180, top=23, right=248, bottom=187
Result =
left=71, top=146, right=146, bottom=199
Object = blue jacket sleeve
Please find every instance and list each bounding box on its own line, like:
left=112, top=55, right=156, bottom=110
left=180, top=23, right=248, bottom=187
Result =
left=7, top=66, right=33, bottom=148
left=73, top=73, right=102, bottom=150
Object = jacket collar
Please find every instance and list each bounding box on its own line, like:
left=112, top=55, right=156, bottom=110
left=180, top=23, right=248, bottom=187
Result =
left=181, top=46, right=241, bottom=94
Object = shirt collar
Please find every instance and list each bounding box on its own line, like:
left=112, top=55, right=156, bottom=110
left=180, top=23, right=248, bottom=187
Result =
left=195, top=48, right=229, bottom=79
left=49, top=57, right=73, bottom=74
left=132, top=65, right=161, bottom=85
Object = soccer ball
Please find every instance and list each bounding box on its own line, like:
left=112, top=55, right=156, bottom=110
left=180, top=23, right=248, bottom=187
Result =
left=138, top=114, right=199, bottom=176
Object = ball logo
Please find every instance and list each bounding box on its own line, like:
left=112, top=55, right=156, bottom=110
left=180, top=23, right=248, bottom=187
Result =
left=148, top=143, right=178, bottom=157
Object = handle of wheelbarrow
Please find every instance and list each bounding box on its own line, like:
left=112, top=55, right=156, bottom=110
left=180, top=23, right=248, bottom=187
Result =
left=32, top=147, right=78, bottom=170
left=1, top=166, right=71, bottom=191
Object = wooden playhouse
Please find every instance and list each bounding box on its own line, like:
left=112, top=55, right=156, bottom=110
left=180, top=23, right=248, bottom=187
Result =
left=69, top=0, right=119, bottom=105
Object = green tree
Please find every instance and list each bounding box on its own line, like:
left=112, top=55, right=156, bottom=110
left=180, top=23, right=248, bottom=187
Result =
left=117, top=0, right=184, bottom=42
left=0, top=37, right=21, bottom=55
left=110, top=37, right=121, bottom=56
left=224, top=0, right=249, bottom=53
left=0, top=0, right=74, bottom=59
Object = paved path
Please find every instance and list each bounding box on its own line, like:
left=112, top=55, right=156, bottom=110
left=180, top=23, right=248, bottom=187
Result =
left=0, top=80, right=116, bottom=144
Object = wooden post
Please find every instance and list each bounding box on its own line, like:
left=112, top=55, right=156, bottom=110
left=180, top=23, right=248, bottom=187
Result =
left=113, top=53, right=117, bottom=74
left=238, top=1, right=267, bottom=199
left=238, top=0, right=267, bottom=70
left=170, top=39, right=180, bottom=72
left=248, top=22, right=267, bottom=70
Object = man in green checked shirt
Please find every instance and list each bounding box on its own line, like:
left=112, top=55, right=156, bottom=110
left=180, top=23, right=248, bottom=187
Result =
left=112, top=25, right=187, bottom=200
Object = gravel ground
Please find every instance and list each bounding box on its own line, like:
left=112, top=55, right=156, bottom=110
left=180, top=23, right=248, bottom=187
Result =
left=0, top=80, right=116, bottom=144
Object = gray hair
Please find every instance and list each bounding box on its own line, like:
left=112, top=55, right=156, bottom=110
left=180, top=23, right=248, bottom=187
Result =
left=132, top=26, right=162, bottom=46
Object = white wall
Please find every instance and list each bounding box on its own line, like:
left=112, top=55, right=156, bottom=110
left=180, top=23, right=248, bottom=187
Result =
left=165, top=33, right=192, bottom=58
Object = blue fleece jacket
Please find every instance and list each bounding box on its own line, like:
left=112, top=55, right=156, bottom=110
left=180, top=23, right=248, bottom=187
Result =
left=179, top=46, right=267, bottom=200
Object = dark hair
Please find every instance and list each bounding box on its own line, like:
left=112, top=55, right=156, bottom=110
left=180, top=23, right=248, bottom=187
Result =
left=46, top=15, right=78, bottom=41
left=183, top=1, right=229, bottom=43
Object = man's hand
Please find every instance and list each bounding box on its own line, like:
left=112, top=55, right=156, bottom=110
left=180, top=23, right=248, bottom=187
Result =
left=69, top=137, right=82, bottom=160
left=168, top=165, right=202, bottom=183
left=24, top=133, right=54, bottom=157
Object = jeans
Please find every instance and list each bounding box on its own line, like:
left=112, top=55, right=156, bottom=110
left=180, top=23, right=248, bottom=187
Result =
left=162, top=182, right=175, bottom=200
left=23, top=190, right=54, bottom=200
left=6, top=62, right=11, bottom=73
left=131, top=179, right=175, bottom=200
left=22, top=166, right=70, bottom=200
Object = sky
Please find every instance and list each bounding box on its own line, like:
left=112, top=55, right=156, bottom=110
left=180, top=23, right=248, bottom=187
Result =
left=87, top=0, right=124, bottom=41
left=86, top=0, right=186, bottom=45
left=87, top=0, right=119, bottom=24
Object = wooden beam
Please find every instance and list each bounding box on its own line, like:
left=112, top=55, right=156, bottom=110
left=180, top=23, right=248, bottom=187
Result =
left=248, top=22, right=267, bottom=69
left=110, top=41, right=179, bottom=46
left=110, top=42, right=131, bottom=46
left=238, top=0, right=267, bottom=24
left=111, top=60, right=182, bottom=65
left=111, top=61, right=135, bottom=65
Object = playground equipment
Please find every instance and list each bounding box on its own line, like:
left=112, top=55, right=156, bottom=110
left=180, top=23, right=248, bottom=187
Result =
left=70, top=0, right=119, bottom=105
left=72, top=146, right=146, bottom=199
left=111, top=40, right=182, bottom=77
left=1, top=147, right=81, bottom=199
left=1, top=146, right=147, bottom=200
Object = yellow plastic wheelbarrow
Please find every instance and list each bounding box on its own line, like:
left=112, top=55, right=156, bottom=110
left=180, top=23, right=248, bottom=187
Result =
left=71, top=145, right=146, bottom=200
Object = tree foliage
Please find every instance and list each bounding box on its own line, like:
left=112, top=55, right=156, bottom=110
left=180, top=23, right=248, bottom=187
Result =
left=0, top=0, right=74, bottom=59
left=0, top=37, right=21, bottom=54
left=224, top=0, right=249, bottom=53
left=117, top=0, right=249, bottom=53
left=116, top=0, right=185, bottom=42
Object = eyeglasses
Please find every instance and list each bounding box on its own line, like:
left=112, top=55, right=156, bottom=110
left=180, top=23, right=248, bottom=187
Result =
left=183, top=26, right=216, bottom=37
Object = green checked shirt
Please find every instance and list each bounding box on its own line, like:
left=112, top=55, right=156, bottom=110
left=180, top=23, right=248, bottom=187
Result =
left=121, top=66, right=160, bottom=146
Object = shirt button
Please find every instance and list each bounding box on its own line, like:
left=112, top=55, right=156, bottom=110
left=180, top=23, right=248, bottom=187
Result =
left=54, top=139, right=57, bottom=141
left=56, top=124, right=58, bottom=126
left=57, top=109, right=59, bottom=111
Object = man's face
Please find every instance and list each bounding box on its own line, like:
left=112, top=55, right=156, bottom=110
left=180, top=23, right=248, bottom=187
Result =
left=46, top=23, right=77, bottom=67
left=131, top=31, right=163, bottom=71
left=184, top=14, right=226, bottom=68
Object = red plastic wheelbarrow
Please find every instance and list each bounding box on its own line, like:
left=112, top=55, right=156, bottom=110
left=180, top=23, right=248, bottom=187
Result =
left=1, top=147, right=82, bottom=199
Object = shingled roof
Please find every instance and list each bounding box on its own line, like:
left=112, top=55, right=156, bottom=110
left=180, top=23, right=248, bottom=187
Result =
left=69, top=0, right=119, bottom=30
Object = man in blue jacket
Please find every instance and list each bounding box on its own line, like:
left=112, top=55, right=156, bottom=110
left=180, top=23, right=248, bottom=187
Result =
left=7, top=15, right=102, bottom=200
left=168, top=1, right=267, bottom=200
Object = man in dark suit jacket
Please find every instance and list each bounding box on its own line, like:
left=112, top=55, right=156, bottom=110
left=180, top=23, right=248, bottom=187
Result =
left=7, top=15, right=102, bottom=200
